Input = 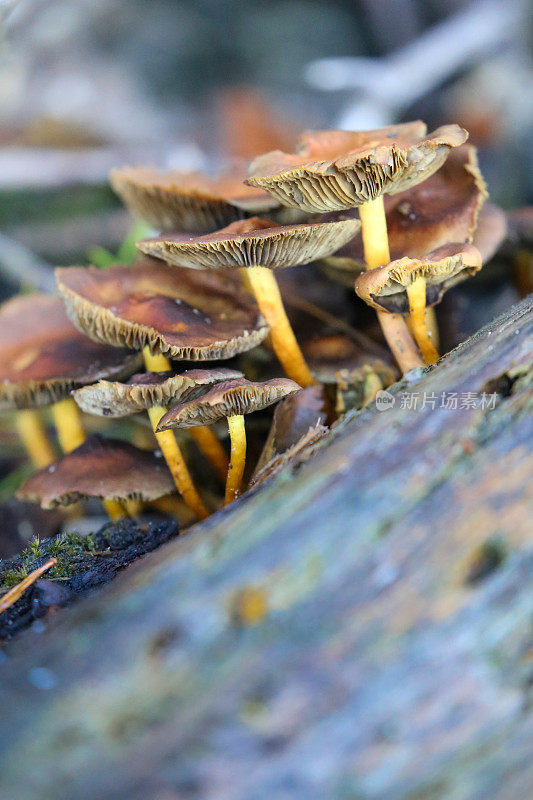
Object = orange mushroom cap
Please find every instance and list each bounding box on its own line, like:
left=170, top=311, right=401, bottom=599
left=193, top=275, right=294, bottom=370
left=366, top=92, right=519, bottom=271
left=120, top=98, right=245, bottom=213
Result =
left=354, top=243, right=483, bottom=313
left=246, top=121, right=468, bottom=212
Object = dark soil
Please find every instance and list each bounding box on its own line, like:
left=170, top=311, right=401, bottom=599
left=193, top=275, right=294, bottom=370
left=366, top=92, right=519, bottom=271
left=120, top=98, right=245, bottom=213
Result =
left=0, top=517, right=179, bottom=640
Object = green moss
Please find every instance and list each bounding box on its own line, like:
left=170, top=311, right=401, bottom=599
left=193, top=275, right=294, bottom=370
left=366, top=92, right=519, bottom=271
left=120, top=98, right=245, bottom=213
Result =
left=0, top=520, right=155, bottom=592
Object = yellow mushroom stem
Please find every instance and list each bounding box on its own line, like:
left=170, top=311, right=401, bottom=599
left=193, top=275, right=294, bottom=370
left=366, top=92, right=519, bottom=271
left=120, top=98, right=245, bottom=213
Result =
left=15, top=409, right=56, bottom=469
left=51, top=397, right=128, bottom=520
left=406, top=277, right=440, bottom=365
left=247, top=266, right=316, bottom=387
left=358, top=196, right=425, bottom=373
left=189, top=426, right=229, bottom=483
left=143, top=347, right=208, bottom=520
left=225, top=414, right=246, bottom=505
left=0, top=557, right=56, bottom=615
left=51, top=397, right=86, bottom=453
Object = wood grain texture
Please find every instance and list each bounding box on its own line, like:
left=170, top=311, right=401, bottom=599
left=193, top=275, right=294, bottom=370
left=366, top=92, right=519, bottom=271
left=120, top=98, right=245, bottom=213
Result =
left=0, top=296, right=532, bottom=800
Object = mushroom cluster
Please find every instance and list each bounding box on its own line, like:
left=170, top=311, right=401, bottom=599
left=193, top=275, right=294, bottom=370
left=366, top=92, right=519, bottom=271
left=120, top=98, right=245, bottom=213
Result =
left=10, top=118, right=494, bottom=533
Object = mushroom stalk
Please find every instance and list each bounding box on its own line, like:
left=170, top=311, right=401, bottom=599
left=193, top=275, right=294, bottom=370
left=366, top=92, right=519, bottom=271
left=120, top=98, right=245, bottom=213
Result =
left=358, top=196, right=424, bottom=373
left=189, top=426, right=229, bottom=483
left=143, top=347, right=208, bottom=520
left=247, top=266, right=315, bottom=387
left=51, top=398, right=128, bottom=520
left=406, top=277, right=440, bottom=365
left=225, top=414, right=246, bottom=505
left=51, top=398, right=86, bottom=453
left=15, top=410, right=56, bottom=469
left=142, top=348, right=229, bottom=484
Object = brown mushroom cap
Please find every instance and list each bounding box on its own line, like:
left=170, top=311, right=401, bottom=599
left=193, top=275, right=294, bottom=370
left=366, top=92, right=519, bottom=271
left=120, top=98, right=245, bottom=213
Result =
left=246, top=121, right=468, bottom=212
left=110, top=164, right=282, bottom=233
left=137, top=216, right=361, bottom=270
left=73, top=367, right=243, bottom=417
left=472, top=203, right=507, bottom=263
left=16, top=435, right=175, bottom=507
left=250, top=424, right=328, bottom=489
left=0, top=293, right=142, bottom=410
left=354, top=243, right=482, bottom=313
left=301, top=332, right=397, bottom=384
left=254, top=384, right=328, bottom=475
left=157, top=377, right=301, bottom=430
left=507, top=206, right=533, bottom=247
left=56, top=260, right=269, bottom=360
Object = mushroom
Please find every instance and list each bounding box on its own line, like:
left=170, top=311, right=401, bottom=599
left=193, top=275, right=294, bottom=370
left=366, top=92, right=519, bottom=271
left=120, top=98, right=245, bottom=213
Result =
left=72, top=367, right=242, bottom=483
left=246, top=122, right=468, bottom=372
left=137, top=216, right=361, bottom=387
left=17, top=435, right=176, bottom=515
left=319, top=145, right=487, bottom=283
left=0, top=291, right=140, bottom=500
left=56, top=260, right=269, bottom=519
left=110, top=164, right=304, bottom=233
left=156, top=377, right=300, bottom=504
left=354, top=243, right=482, bottom=364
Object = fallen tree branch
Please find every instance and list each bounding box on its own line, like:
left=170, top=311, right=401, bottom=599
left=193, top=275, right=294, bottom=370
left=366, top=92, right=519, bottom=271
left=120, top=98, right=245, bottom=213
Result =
left=0, top=296, right=532, bottom=800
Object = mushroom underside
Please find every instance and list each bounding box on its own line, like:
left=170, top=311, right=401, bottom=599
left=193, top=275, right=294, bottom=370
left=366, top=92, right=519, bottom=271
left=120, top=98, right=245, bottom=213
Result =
left=369, top=267, right=479, bottom=314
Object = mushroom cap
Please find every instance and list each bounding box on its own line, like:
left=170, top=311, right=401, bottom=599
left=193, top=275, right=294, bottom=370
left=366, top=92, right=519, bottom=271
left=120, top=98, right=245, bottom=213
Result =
left=0, top=293, right=142, bottom=410
left=254, top=384, right=328, bottom=475
left=250, top=424, right=328, bottom=489
left=246, top=121, right=468, bottom=212
left=472, top=203, right=507, bottom=263
left=354, top=243, right=482, bottom=313
left=110, top=164, right=281, bottom=233
left=319, top=145, right=487, bottom=286
left=302, top=332, right=397, bottom=384
left=56, top=260, right=269, bottom=360
left=137, top=216, right=361, bottom=270
left=507, top=206, right=533, bottom=247
left=16, top=435, right=175, bottom=507
left=73, top=367, right=243, bottom=417
left=156, top=377, right=301, bottom=430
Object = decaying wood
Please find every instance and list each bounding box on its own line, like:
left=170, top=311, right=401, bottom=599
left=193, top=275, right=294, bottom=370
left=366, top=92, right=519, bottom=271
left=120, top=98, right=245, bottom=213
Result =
left=0, top=297, right=532, bottom=800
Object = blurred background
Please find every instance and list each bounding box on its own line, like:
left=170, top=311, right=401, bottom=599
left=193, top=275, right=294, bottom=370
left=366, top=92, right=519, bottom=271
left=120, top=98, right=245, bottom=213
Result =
left=0, top=0, right=531, bottom=280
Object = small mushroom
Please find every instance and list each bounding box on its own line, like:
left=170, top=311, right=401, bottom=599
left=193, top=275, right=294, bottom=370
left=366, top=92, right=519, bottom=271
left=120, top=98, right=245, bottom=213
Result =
left=472, top=203, right=507, bottom=264
left=157, top=377, right=300, bottom=504
left=137, top=216, right=360, bottom=387
left=110, top=164, right=304, bottom=233
left=17, top=435, right=175, bottom=515
left=354, top=243, right=482, bottom=364
left=73, top=367, right=242, bottom=483
left=57, top=262, right=263, bottom=520
left=247, top=122, right=468, bottom=373
left=0, top=292, right=140, bottom=473
left=246, top=122, right=468, bottom=213
left=319, top=145, right=487, bottom=283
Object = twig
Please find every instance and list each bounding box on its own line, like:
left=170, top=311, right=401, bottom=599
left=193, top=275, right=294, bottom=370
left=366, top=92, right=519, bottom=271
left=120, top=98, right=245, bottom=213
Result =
left=0, top=558, right=56, bottom=614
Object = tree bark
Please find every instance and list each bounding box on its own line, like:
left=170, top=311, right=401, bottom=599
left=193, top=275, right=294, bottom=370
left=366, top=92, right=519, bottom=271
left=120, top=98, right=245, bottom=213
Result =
left=0, top=296, right=532, bottom=800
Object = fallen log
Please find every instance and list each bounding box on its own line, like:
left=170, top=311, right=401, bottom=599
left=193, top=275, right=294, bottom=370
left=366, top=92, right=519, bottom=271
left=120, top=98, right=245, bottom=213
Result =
left=0, top=296, right=532, bottom=800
